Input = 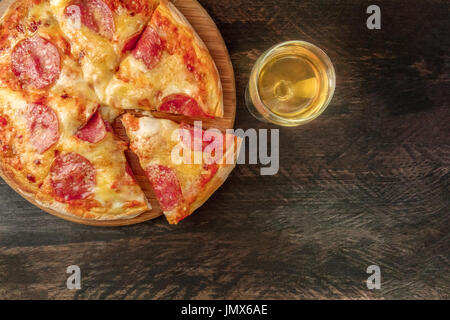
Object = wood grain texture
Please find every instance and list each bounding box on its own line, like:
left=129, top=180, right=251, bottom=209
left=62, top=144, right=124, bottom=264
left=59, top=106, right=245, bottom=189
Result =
left=0, top=0, right=449, bottom=299
left=0, top=0, right=236, bottom=226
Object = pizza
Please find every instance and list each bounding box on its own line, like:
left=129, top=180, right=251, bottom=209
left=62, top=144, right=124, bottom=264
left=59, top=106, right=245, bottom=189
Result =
left=0, top=0, right=234, bottom=223
left=105, top=1, right=223, bottom=118
left=50, top=0, right=159, bottom=106
left=121, top=114, right=241, bottom=224
left=0, top=87, right=150, bottom=219
left=0, top=87, right=98, bottom=195
left=35, top=110, right=150, bottom=220
left=0, top=0, right=98, bottom=102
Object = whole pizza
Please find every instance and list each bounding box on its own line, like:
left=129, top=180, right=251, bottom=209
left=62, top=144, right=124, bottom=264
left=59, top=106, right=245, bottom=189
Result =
left=0, top=0, right=240, bottom=224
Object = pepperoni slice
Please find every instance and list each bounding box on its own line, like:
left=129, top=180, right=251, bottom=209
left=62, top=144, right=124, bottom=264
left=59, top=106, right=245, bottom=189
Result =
left=27, top=104, right=60, bottom=154
left=75, top=111, right=107, bottom=143
left=66, top=0, right=115, bottom=39
left=0, top=116, right=8, bottom=126
left=133, top=27, right=164, bottom=70
left=122, top=33, right=141, bottom=53
left=145, top=165, right=182, bottom=211
left=11, top=36, right=61, bottom=89
left=50, top=153, right=96, bottom=201
left=159, top=94, right=212, bottom=118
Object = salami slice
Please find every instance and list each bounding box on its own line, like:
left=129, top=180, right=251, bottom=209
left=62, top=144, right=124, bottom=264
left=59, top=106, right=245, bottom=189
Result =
left=133, top=27, right=164, bottom=70
left=11, top=36, right=61, bottom=89
left=66, top=0, right=115, bottom=39
left=75, top=111, right=107, bottom=143
left=145, top=164, right=182, bottom=211
left=50, top=153, right=96, bottom=201
left=27, top=104, right=60, bottom=154
left=122, top=33, right=141, bottom=53
left=0, top=116, right=8, bottom=127
left=159, top=94, right=211, bottom=118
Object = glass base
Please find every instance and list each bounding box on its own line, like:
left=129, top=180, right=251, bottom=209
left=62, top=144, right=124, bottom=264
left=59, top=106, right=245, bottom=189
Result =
left=244, top=85, right=269, bottom=123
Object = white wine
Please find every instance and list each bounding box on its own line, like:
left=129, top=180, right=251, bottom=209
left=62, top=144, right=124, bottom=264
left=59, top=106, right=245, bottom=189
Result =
left=246, top=41, right=335, bottom=126
left=258, top=54, right=319, bottom=116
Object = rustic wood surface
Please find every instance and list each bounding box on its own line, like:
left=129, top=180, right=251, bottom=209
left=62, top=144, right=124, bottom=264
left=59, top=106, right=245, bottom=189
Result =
left=0, top=0, right=449, bottom=299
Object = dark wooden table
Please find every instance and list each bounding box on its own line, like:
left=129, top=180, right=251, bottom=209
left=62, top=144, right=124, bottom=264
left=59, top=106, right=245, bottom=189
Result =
left=0, top=0, right=448, bottom=299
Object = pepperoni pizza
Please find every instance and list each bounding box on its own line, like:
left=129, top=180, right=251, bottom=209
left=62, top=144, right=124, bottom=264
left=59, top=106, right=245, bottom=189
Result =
left=121, top=114, right=240, bottom=224
left=0, top=0, right=233, bottom=223
left=0, top=0, right=98, bottom=101
left=105, top=1, right=223, bottom=118
left=50, top=0, right=159, bottom=106
left=36, top=110, right=150, bottom=220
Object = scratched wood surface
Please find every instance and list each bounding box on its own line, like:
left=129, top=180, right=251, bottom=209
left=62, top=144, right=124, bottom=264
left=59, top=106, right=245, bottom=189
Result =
left=0, top=0, right=449, bottom=299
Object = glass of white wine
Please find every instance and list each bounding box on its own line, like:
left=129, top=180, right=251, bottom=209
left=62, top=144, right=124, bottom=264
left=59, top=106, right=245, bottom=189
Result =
left=245, top=40, right=336, bottom=126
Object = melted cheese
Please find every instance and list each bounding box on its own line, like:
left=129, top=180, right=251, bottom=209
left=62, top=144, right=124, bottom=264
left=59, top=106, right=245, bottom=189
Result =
left=50, top=0, right=117, bottom=103
left=0, top=87, right=145, bottom=213
left=62, top=134, right=147, bottom=211
left=106, top=51, right=196, bottom=110
left=125, top=115, right=211, bottom=199
left=136, top=116, right=161, bottom=138
left=53, top=59, right=99, bottom=101
left=114, top=6, right=148, bottom=45
left=0, top=0, right=98, bottom=102
left=50, top=0, right=154, bottom=105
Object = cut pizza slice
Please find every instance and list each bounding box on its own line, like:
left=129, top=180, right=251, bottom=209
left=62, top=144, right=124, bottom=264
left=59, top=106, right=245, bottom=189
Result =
left=106, top=0, right=223, bottom=118
left=0, top=0, right=98, bottom=102
left=50, top=0, right=160, bottom=104
left=121, top=113, right=240, bottom=224
left=0, top=87, right=98, bottom=195
left=36, top=109, right=150, bottom=220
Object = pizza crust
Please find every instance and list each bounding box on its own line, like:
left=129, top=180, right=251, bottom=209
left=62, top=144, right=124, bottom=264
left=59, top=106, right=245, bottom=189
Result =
left=0, top=160, right=149, bottom=221
left=0, top=163, right=38, bottom=196
left=191, top=136, right=242, bottom=212
left=35, top=194, right=151, bottom=221
left=161, top=0, right=224, bottom=117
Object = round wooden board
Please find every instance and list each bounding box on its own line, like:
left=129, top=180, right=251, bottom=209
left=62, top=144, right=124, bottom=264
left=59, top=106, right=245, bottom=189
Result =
left=0, top=0, right=236, bottom=226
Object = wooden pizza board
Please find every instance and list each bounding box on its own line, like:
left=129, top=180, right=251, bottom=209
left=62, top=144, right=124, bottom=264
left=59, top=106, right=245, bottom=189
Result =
left=0, top=0, right=236, bottom=226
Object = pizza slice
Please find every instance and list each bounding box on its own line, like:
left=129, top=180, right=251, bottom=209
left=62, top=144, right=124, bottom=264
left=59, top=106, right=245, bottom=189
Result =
left=106, top=0, right=223, bottom=118
left=0, top=87, right=98, bottom=195
left=50, top=0, right=160, bottom=103
left=121, top=113, right=240, bottom=224
left=36, top=108, right=150, bottom=220
left=0, top=0, right=98, bottom=102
